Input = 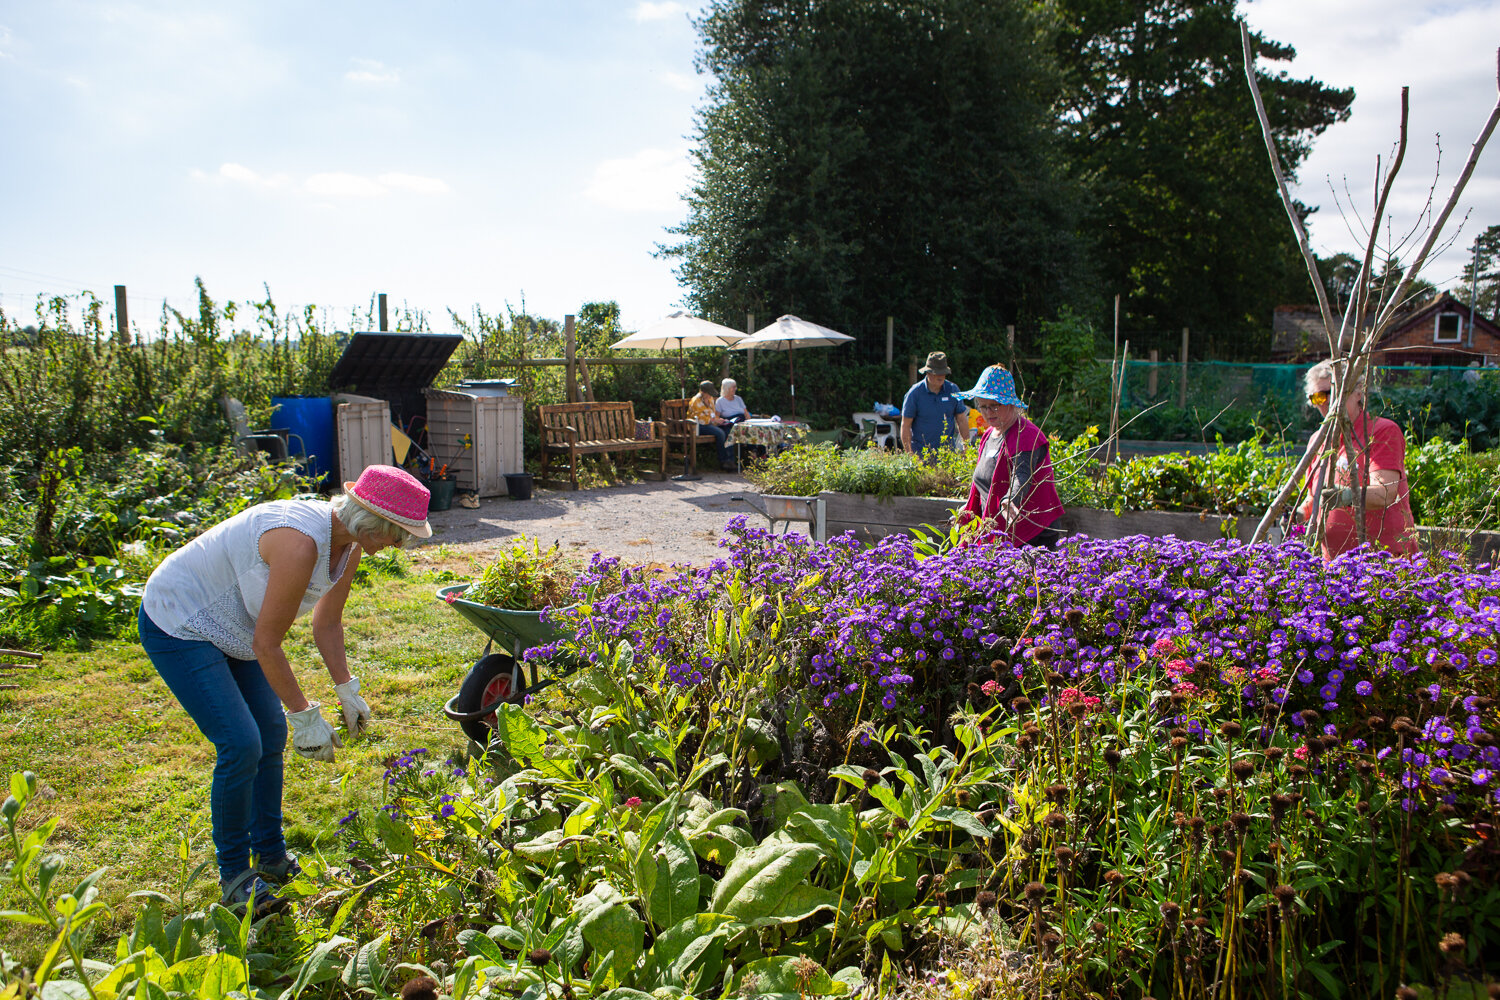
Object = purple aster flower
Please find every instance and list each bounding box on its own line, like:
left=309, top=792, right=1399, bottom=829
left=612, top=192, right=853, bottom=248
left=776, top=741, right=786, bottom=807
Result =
left=1355, top=680, right=1374, bottom=696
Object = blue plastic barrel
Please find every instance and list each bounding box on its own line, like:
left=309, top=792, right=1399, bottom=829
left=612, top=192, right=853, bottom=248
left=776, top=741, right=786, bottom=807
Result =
left=271, top=396, right=336, bottom=485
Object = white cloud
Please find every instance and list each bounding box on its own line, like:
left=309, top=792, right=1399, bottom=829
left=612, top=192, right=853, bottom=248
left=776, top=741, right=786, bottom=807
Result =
left=632, top=2, right=686, bottom=22
left=193, top=164, right=445, bottom=198
left=345, top=58, right=399, bottom=85
left=379, top=172, right=450, bottom=195
left=306, top=172, right=393, bottom=198
left=660, top=70, right=696, bottom=92
left=584, top=147, right=692, bottom=212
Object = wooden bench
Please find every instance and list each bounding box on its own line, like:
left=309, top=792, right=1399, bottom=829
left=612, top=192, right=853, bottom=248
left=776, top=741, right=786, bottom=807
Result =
left=660, top=398, right=722, bottom=474
left=538, top=402, right=667, bottom=489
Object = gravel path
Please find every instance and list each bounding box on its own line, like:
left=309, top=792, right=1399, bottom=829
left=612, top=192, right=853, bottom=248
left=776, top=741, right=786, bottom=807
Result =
left=417, top=469, right=784, bottom=567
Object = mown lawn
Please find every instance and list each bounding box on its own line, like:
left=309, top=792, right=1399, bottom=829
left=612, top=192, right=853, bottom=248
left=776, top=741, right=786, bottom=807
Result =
left=0, top=550, right=504, bottom=961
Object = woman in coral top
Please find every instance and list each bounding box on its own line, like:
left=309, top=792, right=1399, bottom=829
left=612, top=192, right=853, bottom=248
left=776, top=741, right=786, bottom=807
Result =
left=954, top=365, right=1064, bottom=547
left=1298, top=360, right=1418, bottom=561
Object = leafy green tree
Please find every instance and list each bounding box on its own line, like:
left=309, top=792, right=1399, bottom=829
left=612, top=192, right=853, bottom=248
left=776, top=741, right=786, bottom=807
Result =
left=663, top=0, right=1088, bottom=350
left=1455, top=223, right=1500, bottom=322
left=1053, top=0, right=1354, bottom=357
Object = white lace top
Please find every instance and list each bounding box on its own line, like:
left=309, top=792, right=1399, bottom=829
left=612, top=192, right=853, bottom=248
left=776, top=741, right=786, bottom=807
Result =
left=142, top=500, right=354, bottom=660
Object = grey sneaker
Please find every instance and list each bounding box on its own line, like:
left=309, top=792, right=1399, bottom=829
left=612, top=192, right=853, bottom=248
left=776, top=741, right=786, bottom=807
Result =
left=220, top=871, right=289, bottom=917
left=256, top=852, right=303, bottom=884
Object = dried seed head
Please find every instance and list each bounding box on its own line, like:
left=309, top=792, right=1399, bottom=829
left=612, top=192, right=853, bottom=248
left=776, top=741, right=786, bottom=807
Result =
left=1288, top=765, right=1310, bottom=781
left=1270, top=793, right=1295, bottom=821
left=1171, top=736, right=1189, bottom=751
left=1034, top=646, right=1054, bottom=663
left=1396, top=988, right=1419, bottom=1000
left=1103, top=747, right=1123, bottom=770
left=1297, top=709, right=1320, bottom=725
left=1065, top=609, right=1084, bottom=626
left=401, top=978, right=439, bottom=1000
left=1012, top=696, right=1032, bottom=713
left=976, top=890, right=997, bottom=914
left=955, top=788, right=972, bottom=806
left=967, top=682, right=984, bottom=703
left=1024, top=881, right=1047, bottom=902
left=1439, top=931, right=1465, bottom=957
left=1272, top=884, right=1296, bottom=915
left=1356, top=760, right=1376, bottom=777
left=1231, top=759, right=1255, bottom=782
left=1017, top=733, right=1035, bottom=752
left=1170, top=726, right=1189, bottom=739
left=1217, top=849, right=1235, bottom=874
left=1103, top=869, right=1125, bottom=887
left=1046, top=783, right=1069, bottom=804
left=527, top=948, right=553, bottom=967
left=1357, top=800, right=1371, bottom=815
left=1040, top=930, right=1062, bottom=957
left=1173, top=811, right=1189, bottom=830
left=1265, top=746, right=1286, bottom=764
left=1435, top=872, right=1459, bottom=893
left=892, top=815, right=909, bottom=830
left=915, top=874, right=932, bottom=896
left=1475, top=731, right=1497, bottom=747
left=1367, top=714, right=1386, bottom=729
left=1054, top=845, right=1076, bottom=865
left=1218, top=720, right=1242, bottom=739
left=862, top=768, right=880, bottom=788
left=1159, top=900, right=1180, bottom=929
left=1045, top=670, right=1065, bottom=688
left=1090, top=920, right=1107, bottom=936
left=1045, top=810, right=1068, bottom=830
left=1230, top=812, right=1252, bottom=833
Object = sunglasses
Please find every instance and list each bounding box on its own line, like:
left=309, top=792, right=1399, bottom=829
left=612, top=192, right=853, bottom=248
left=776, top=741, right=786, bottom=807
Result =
left=1306, top=390, right=1330, bottom=406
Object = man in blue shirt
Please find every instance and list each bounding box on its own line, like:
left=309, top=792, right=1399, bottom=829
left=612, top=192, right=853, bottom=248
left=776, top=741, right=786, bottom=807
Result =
left=900, top=351, right=970, bottom=453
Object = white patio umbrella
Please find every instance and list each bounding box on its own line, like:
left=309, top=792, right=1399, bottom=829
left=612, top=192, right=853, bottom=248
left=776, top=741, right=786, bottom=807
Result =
left=730, top=314, right=854, bottom=417
left=611, top=311, right=746, bottom=398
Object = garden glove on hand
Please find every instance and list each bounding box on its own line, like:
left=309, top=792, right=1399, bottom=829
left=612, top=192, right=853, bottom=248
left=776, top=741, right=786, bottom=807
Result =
left=1321, top=485, right=1358, bottom=509
left=334, top=676, right=372, bottom=736
left=287, top=703, right=342, bottom=762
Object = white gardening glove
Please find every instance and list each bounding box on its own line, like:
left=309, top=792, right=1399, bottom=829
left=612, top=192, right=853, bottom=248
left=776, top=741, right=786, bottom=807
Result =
left=334, top=676, right=372, bottom=736
left=287, top=703, right=342, bottom=762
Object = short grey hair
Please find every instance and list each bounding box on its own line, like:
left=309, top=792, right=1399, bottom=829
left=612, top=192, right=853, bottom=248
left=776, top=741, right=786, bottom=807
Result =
left=720, top=378, right=737, bottom=395
left=1303, top=360, right=1367, bottom=400
left=331, top=493, right=411, bottom=548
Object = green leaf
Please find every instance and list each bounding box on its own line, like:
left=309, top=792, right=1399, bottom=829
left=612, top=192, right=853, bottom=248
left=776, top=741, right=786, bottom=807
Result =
left=930, top=806, right=992, bottom=841
left=574, top=882, right=644, bottom=984
left=734, top=956, right=844, bottom=996
left=709, top=841, right=824, bottom=922
left=343, top=934, right=391, bottom=992
left=649, top=829, right=701, bottom=931
left=746, top=883, right=844, bottom=925
left=457, top=929, right=508, bottom=966
left=284, top=935, right=353, bottom=1000
left=609, top=754, right=666, bottom=798
left=163, top=953, right=247, bottom=1000
left=646, top=913, right=736, bottom=987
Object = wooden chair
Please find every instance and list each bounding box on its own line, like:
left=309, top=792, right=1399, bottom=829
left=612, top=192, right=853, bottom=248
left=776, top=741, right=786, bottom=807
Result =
left=538, top=401, right=667, bottom=489
left=660, top=398, right=721, bottom=474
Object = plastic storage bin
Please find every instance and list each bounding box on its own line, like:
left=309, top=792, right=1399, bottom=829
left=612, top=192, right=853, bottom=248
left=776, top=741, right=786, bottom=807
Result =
left=335, top=393, right=393, bottom=482
left=424, top=388, right=524, bottom=497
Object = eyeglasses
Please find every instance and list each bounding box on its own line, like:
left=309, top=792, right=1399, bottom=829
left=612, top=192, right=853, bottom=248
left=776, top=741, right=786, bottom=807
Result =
left=975, top=401, right=1008, bottom=413
left=1306, top=390, right=1330, bottom=406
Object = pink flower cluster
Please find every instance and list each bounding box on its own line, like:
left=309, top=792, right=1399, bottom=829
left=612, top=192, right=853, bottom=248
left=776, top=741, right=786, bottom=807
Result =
left=1058, top=687, right=1102, bottom=713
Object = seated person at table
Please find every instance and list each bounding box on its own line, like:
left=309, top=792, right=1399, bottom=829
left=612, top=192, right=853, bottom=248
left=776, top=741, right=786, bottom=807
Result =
left=688, top=380, right=737, bottom=471
left=715, top=378, right=758, bottom=424
left=716, top=378, right=768, bottom=459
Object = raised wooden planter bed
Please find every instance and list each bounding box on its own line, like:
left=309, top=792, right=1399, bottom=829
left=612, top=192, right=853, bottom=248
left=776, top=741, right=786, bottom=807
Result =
left=816, top=492, right=1257, bottom=544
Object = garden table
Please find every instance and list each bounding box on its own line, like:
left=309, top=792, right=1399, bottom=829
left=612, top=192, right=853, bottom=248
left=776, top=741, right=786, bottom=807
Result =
left=729, top=418, right=808, bottom=464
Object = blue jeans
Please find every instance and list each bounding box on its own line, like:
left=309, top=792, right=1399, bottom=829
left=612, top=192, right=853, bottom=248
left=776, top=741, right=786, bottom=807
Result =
left=137, top=607, right=287, bottom=882
left=702, top=423, right=733, bottom=465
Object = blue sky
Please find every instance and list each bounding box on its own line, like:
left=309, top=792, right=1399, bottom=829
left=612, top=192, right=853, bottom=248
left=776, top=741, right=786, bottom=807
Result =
left=1, top=0, right=1497, bottom=336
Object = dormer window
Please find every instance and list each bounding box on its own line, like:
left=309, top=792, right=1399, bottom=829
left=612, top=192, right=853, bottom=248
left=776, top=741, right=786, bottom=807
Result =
left=1435, top=312, right=1463, bottom=343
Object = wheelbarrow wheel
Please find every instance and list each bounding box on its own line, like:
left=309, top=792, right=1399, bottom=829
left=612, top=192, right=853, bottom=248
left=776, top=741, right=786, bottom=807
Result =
left=452, top=652, right=525, bottom=749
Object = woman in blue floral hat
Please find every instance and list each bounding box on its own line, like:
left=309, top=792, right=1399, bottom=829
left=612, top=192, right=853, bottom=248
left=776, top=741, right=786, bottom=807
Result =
left=954, top=365, right=1064, bottom=547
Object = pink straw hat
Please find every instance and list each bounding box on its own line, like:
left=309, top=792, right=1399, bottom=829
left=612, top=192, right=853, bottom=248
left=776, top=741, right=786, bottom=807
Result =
left=343, top=465, right=433, bottom=538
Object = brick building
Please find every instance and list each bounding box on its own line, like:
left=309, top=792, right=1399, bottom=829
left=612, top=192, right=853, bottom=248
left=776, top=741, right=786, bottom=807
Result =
left=1269, top=293, right=1500, bottom=366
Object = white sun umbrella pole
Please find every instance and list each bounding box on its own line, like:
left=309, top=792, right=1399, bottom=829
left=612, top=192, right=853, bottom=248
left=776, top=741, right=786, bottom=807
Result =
left=610, top=311, right=746, bottom=397
left=731, top=315, right=854, bottom=417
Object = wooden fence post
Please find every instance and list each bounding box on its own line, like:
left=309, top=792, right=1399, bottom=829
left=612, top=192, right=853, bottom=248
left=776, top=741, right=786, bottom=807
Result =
left=565, top=315, right=577, bottom=403
left=379, top=293, right=388, bottom=332
left=1179, top=327, right=1189, bottom=408
left=746, top=312, right=755, bottom=379
left=1148, top=348, right=1160, bottom=397
left=114, top=285, right=130, bottom=344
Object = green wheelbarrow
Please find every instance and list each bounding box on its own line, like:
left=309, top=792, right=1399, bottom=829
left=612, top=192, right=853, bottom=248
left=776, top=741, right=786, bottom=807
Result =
left=436, top=583, right=581, bottom=747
